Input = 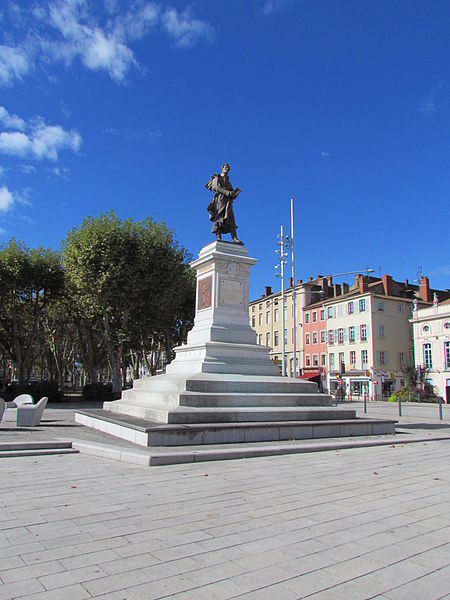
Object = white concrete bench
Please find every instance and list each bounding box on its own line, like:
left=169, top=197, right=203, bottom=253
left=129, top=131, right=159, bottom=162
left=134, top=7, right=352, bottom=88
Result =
left=17, top=397, right=48, bottom=427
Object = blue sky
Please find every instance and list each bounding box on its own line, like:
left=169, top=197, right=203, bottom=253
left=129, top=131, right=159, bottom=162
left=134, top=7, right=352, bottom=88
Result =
left=0, top=0, right=449, bottom=300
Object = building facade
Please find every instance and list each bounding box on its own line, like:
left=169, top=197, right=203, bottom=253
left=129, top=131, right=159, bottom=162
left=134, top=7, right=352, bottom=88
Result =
left=410, top=297, right=450, bottom=402
left=250, top=272, right=450, bottom=398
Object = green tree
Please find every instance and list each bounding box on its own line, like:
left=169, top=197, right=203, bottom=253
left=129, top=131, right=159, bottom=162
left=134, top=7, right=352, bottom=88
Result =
left=0, top=240, right=64, bottom=383
left=62, top=211, right=194, bottom=394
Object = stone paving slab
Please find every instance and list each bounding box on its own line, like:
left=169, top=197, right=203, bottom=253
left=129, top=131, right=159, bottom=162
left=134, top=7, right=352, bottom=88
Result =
left=1, top=437, right=450, bottom=598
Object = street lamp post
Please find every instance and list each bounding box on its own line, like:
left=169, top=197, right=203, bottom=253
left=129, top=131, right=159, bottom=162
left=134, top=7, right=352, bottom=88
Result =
left=275, top=225, right=289, bottom=376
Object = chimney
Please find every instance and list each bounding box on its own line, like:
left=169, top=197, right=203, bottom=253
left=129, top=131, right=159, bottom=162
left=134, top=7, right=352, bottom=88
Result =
left=289, top=277, right=293, bottom=288
left=327, top=276, right=333, bottom=286
left=382, top=274, right=393, bottom=296
left=333, top=284, right=342, bottom=297
left=308, top=276, right=313, bottom=282
left=297, top=279, right=303, bottom=285
left=405, top=278, right=409, bottom=287
left=419, top=276, right=431, bottom=302
left=342, top=283, right=349, bottom=294
left=264, top=286, right=272, bottom=298
left=355, top=274, right=360, bottom=286
left=359, top=277, right=368, bottom=293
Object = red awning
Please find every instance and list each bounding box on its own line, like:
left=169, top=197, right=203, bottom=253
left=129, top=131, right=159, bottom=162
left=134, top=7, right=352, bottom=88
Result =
left=299, top=371, right=321, bottom=380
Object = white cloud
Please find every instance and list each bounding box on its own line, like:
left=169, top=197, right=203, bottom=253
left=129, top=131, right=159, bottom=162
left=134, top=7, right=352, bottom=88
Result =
left=261, top=0, right=295, bottom=15
left=0, top=186, right=14, bottom=212
left=0, top=106, right=25, bottom=130
left=418, top=82, right=444, bottom=117
left=0, top=44, right=30, bottom=86
left=321, top=151, right=331, bottom=158
left=161, top=8, right=215, bottom=48
left=0, top=110, right=82, bottom=161
left=0, top=2, right=214, bottom=85
left=59, top=99, right=71, bottom=119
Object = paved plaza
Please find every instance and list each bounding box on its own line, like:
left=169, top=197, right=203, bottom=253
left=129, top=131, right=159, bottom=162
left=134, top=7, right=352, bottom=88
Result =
left=1, top=408, right=450, bottom=599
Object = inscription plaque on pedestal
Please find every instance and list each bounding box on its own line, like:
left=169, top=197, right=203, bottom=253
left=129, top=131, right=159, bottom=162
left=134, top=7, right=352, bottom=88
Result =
left=220, top=278, right=244, bottom=306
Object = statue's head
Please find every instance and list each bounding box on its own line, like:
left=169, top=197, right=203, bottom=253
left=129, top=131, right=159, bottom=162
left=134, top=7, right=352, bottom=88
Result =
left=221, top=163, right=230, bottom=174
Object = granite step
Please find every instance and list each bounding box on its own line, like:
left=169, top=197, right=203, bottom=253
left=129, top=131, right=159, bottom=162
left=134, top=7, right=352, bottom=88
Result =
left=177, top=391, right=332, bottom=408
left=75, top=409, right=397, bottom=447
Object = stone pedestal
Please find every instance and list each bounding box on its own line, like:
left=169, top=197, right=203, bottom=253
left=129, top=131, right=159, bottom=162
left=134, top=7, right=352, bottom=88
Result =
left=79, top=240, right=396, bottom=445
left=166, top=241, right=278, bottom=376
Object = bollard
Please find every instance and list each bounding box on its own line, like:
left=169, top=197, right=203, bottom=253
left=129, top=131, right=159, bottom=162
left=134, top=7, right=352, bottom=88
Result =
left=398, top=395, right=402, bottom=417
left=439, top=397, right=443, bottom=421
left=364, top=394, right=367, bottom=414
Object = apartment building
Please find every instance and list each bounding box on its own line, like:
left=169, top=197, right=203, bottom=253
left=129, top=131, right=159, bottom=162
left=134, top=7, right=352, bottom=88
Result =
left=410, top=297, right=450, bottom=402
left=249, top=276, right=336, bottom=376
left=321, top=275, right=449, bottom=398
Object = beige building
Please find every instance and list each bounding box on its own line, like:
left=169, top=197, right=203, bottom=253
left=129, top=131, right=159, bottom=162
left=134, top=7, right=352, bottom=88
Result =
left=410, top=297, right=450, bottom=402
left=321, top=275, right=417, bottom=398
left=250, top=273, right=449, bottom=398
left=249, top=276, right=336, bottom=377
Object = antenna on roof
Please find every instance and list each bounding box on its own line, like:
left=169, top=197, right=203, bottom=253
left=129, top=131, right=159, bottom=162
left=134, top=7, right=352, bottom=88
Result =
left=416, top=266, right=423, bottom=281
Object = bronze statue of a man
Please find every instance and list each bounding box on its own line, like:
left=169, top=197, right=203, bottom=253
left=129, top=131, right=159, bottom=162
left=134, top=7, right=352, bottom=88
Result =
left=206, top=163, right=242, bottom=244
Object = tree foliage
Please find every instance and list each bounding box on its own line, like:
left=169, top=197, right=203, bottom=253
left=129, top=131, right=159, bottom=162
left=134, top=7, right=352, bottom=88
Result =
left=62, top=211, right=194, bottom=393
left=0, top=239, right=64, bottom=383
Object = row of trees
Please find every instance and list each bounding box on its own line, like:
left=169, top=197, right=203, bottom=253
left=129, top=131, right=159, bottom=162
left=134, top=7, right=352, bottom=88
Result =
left=0, top=212, right=195, bottom=396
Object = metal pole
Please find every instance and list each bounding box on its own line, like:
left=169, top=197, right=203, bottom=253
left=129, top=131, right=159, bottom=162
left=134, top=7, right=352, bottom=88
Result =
left=439, top=396, right=443, bottom=421
left=398, top=394, right=402, bottom=417
left=290, top=197, right=297, bottom=378
left=364, top=393, right=367, bottom=414
left=280, top=225, right=286, bottom=377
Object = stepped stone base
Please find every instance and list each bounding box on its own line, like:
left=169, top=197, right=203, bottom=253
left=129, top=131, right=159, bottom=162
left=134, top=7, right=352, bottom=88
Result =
left=75, top=409, right=396, bottom=447
left=77, top=241, right=397, bottom=451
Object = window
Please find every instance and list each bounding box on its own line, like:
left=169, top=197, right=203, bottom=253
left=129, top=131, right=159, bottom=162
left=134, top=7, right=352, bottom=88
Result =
left=305, top=313, right=310, bottom=324
left=329, top=353, right=335, bottom=370
left=266, top=311, right=270, bottom=325
left=423, top=343, right=432, bottom=368
left=313, top=354, right=319, bottom=366
left=274, top=308, right=279, bottom=322
left=360, top=324, right=367, bottom=341
left=320, top=309, right=325, bottom=320
left=274, top=331, right=279, bottom=346
left=337, top=305, right=343, bottom=317
left=350, top=350, right=356, bottom=365
left=339, top=352, right=345, bottom=368
left=266, top=300, right=270, bottom=307
left=377, top=301, right=385, bottom=312
left=328, top=330, right=334, bottom=344
left=312, top=311, right=317, bottom=322
left=258, top=334, right=262, bottom=345
left=349, top=326, right=355, bottom=342
left=445, top=342, right=450, bottom=369
left=251, top=315, right=255, bottom=327
left=397, top=303, right=403, bottom=313
left=266, top=332, right=270, bottom=346
left=338, top=328, right=344, bottom=343
left=361, top=350, right=368, bottom=366
left=379, top=323, right=385, bottom=338
left=313, top=332, right=318, bottom=344
left=359, top=298, right=366, bottom=312
left=378, top=351, right=387, bottom=365
left=258, top=313, right=262, bottom=326
left=305, top=354, right=311, bottom=367
left=252, top=306, right=255, bottom=313
left=397, top=352, right=405, bottom=366
left=259, top=303, right=262, bottom=310
left=321, top=353, right=326, bottom=366
left=444, top=322, right=450, bottom=330
left=320, top=330, right=326, bottom=343
left=305, top=333, right=310, bottom=344
left=347, top=301, right=354, bottom=315
left=422, top=325, right=430, bottom=333
left=327, top=306, right=334, bottom=318
left=284, top=329, right=288, bottom=344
